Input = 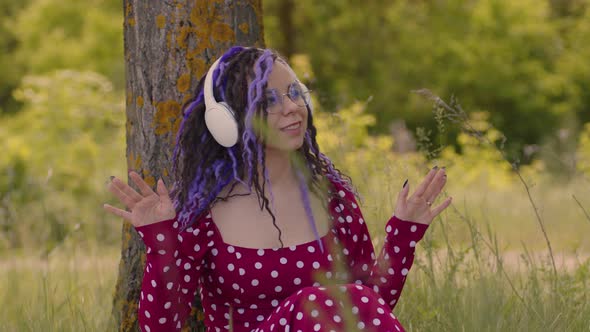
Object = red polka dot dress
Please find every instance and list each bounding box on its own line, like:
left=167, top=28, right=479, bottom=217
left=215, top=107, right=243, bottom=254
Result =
left=136, top=180, right=429, bottom=332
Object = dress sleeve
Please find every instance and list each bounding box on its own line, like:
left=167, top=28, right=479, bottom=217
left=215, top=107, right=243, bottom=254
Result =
left=135, top=213, right=216, bottom=332
left=331, top=184, right=429, bottom=311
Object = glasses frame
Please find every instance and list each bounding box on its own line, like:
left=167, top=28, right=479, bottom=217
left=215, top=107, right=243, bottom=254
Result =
left=264, top=83, right=312, bottom=114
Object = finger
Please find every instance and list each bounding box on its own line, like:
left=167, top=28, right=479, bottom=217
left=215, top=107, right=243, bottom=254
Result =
left=396, top=179, right=410, bottom=210
left=111, top=177, right=144, bottom=202
left=422, top=168, right=447, bottom=202
left=412, top=166, right=439, bottom=198
left=107, top=181, right=138, bottom=209
left=430, top=196, right=453, bottom=217
left=156, top=178, right=173, bottom=206
left=103, top=203, right=133, bottom=222
left=129, top=171, right=156, bottom=197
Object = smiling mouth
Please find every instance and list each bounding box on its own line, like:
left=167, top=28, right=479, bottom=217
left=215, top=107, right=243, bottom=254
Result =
left=280, top=122, right=301, bottom=130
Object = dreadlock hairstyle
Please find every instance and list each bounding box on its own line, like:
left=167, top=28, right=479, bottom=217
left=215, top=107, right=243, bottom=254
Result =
left=170, top=46, right=359, bottom=250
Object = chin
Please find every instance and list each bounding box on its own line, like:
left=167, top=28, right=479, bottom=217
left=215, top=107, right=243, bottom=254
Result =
left=267, top=138, right=305, bottom=152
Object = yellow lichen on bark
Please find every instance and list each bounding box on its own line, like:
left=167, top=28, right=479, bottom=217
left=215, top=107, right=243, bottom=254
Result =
left=119, top=299, right=139, bottom=331
left=177, top=73, right=191, bottom=93
left=156, top=14, right=166, bottom=29
left=212, top=22, right=235, bottom=42
left=124, top=226, right=132, bottom=243
left=166, top=30, right=172, bottom=50
left=239, top=22, right=249, bottom=34
left=125, top=2, right=133, bottom=17
left=142, top=168, right=156, bottom=188
left=188, top=57, right=206, bottom=80
left=182, top=93, right=193, bottom=105
left=126, top=91, right=133, bottom=106
left=127, top=151, right=142, bottom=172
left=136, top=96, right=144, bottom=108
left=154, top=100, right=181, bottom=135
left=172, top=117, right=182, bottom=140
left=176, top=25, right=192, bottom=50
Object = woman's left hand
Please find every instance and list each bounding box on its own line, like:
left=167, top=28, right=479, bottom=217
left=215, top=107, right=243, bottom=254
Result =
left=394, top=166, right=452, bottom=225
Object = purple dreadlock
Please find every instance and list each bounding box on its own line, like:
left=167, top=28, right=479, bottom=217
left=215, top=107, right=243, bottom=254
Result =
left=170, top=46, right=359, bottom=249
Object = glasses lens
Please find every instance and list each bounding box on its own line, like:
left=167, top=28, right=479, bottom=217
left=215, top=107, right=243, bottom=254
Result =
left=265, top=90, right=282, bottom=113
left=264, top=84, right=311, bottom=113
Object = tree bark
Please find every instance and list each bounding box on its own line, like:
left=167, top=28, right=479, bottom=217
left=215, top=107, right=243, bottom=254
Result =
left=114, top=1, right=264, bottom=331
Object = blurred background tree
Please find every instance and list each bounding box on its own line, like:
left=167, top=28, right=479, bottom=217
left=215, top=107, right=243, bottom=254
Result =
left=264, top=0, right=590, bottom=166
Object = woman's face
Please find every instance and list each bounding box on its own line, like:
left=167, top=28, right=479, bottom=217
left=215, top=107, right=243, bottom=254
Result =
left=260, top=61, right=309, bottom=152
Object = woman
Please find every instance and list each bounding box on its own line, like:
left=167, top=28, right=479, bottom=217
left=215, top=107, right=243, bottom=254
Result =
left=104, top=46, right=451, bottom=332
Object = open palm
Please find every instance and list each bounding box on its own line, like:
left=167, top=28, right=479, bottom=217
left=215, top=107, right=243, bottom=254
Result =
left=394, top=166, right=452, bottom=225
left=103, top=171, right=176, bottom=227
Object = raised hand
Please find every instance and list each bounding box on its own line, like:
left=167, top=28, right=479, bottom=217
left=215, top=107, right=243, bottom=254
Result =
left=394, top=166, right=452, bottom=225
left=103, top=171, right=176, bottom=227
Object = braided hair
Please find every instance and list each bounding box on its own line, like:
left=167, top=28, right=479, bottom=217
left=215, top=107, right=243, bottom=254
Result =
left=170, top=46, right=358, bottom=248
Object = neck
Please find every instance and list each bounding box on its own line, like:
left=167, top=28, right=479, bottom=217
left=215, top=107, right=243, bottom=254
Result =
left=220, top=148, right=301, bottom=197
left=258, top=147, right=297, bottom=189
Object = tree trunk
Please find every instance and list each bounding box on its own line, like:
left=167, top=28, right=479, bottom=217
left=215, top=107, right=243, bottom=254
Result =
left=277, top=0, right=295, bottom=59
left=114, top=1, right=264, bottom=331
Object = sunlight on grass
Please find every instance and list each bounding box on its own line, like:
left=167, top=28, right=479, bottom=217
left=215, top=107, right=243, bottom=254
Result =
left=0, top=247, right=119, bottom=332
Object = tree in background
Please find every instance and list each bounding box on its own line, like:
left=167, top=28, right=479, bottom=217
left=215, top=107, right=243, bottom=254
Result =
left=114, top=1, right=264, bottom=330
left=264, top=0, right=590, bottom=165
left=0, top=0, right=31, bottom=114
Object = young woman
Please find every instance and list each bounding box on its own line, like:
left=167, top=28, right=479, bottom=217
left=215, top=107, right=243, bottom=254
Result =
left=104, top=46, right=451, bottom=332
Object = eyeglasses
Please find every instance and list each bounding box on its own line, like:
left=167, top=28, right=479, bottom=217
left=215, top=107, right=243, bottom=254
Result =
left=264, top=82, right=311, bottom=114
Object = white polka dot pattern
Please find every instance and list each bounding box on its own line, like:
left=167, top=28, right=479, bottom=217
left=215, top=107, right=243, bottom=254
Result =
left=134, top=180, right=428, bottom=332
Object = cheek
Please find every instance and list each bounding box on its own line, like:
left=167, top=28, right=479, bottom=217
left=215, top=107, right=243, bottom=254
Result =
left=266, top=115, right=280, bottom=131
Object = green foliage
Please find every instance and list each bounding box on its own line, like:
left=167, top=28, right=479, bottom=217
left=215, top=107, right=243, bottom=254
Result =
left=0, top=70, right=126, bottom=250
left=0, top=0, right=31, bottom=114
left=0, top=0, right=124, bottom=116
left=265, top=0, right=590, bottom=161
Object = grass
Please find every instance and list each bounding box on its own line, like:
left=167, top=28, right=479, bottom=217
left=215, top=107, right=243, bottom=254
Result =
left=0, top=246, right=119, bottom=332
left=1, top=94, right=589, bottom=331
left=1, top=181, right=589, bottom=332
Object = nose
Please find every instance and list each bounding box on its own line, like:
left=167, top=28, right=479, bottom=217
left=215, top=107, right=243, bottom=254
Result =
left=281, top=94, right=300, bottom=115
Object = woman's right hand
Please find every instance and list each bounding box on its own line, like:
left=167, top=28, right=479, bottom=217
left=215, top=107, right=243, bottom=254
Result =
left=103, top=171, right=176, bottom=228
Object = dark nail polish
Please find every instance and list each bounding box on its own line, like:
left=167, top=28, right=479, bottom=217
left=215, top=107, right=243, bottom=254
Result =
left=110, top=176, right=115, bottom=181
left=403, top=179, right=408, bottom=188
left=433, top=165, right=439, bottom=170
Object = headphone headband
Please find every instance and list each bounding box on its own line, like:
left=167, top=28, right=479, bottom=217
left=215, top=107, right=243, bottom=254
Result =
left=203, top=48, right=312, bottom=148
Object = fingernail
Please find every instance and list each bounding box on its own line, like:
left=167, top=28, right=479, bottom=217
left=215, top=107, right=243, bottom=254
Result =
left=110, top=176, right=115, bottom=181
left=433, top=165, right=439, bottom=170
left=403, top=179, right=408, bottom=188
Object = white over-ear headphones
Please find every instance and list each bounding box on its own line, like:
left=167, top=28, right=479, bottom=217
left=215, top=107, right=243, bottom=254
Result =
left=204, top=57, right=239, bottom=148
left=204, top=55, right=313, bottom=148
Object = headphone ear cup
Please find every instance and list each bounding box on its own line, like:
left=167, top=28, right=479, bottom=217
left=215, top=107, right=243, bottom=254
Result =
left=218, top=102, right=235, bottom=117
left=204, top=103, right=239, bottom=147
